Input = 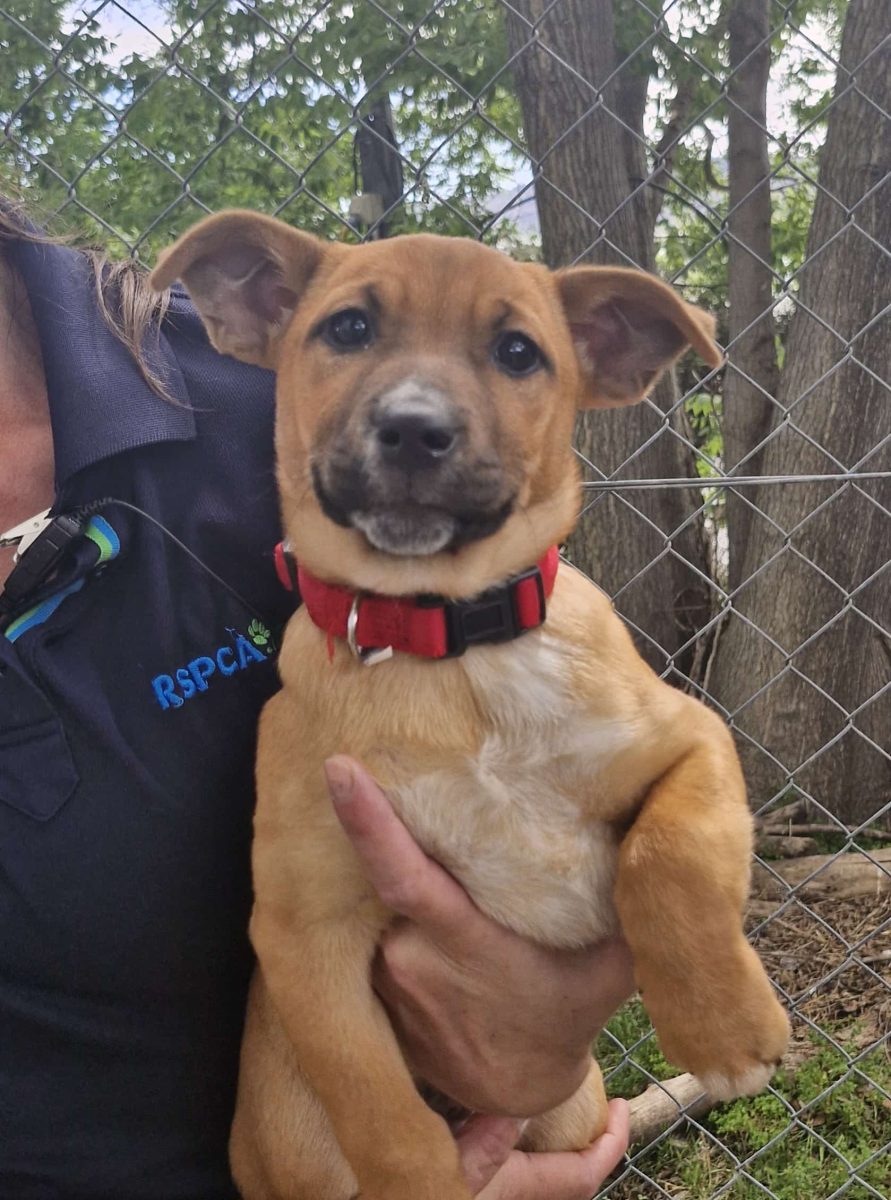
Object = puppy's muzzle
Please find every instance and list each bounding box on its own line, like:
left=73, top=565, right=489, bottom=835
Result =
left=313, top=379, right=514, bottom=558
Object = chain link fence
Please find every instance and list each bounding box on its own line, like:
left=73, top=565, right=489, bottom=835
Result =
left=3, top=1, right=889, bottom=1197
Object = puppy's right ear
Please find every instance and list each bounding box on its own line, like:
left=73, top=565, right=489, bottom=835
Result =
left=149, top=211, right=325, bottom=369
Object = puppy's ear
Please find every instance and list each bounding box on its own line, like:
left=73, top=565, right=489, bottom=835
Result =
left=149, top=210, right=326, bottom=369
left=555, top=267, right=723, bottom=409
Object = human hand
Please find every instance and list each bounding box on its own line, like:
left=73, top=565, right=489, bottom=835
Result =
left=324, top=755, right=635, bottom=1118
left=457, top=1098, right=629, bottom=1198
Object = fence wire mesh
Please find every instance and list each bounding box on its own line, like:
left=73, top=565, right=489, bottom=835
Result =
left=2, top=0, right=889, bottom=1197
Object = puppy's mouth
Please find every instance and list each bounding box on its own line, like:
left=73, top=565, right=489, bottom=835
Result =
left=312, top=466, right=514, bottom=557
left=351, top=507, right=458, bottom=556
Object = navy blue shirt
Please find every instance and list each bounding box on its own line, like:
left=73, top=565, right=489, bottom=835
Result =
left=1, top=236, right=293, bottom=1198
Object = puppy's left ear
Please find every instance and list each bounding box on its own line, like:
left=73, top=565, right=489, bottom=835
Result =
left=556, top=267, right=723, bottom=409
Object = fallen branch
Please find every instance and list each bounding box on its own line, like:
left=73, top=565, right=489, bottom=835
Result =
left=752, top=848, right=891, bottom=902
left=758, top=800, right=809, bottom=828
left=756, top=807, right=891, bottom=841
left=779, top=823, right=891, bottom=842
left=756, top=834, right=819, bottom=858
left=628, top=1073, right=712, bottom=1146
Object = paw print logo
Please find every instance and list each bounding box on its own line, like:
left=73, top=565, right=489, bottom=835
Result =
left=248, top=619, right=274, bottom=654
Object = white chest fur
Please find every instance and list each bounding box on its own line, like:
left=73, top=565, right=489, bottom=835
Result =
left=391, top=633, right=632, bottom=949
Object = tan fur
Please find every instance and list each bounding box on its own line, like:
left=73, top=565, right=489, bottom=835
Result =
left=151, top=216, right=789, bottom=1200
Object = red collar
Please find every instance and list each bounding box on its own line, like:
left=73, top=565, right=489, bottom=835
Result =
left=274, top=544, right=560, bottom=661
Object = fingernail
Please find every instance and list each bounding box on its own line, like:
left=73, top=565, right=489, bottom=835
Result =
left=324, top=757, right=355, bottom=805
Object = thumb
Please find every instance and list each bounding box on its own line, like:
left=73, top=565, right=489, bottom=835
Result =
left=455, top=1114, right=524, bottom=1195
left=325, top=756, right=475, bottom=937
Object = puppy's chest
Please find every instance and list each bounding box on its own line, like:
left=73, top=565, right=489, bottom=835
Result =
left=390, top=636, right=630, bottom=949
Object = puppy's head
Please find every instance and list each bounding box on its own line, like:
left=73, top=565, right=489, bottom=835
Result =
left=151, top=212, right=720, bottom=597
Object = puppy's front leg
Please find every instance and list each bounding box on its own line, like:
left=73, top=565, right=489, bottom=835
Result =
left=614, top=712, right=789, bottom=1100
left=250, top=834, right=472, bottom=1200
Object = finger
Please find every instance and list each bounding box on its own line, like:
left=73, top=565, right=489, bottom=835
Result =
left=455, top=1114, right=524, bottom=1194
left=324, top=756, right=473, bottom=932
left=577, top=1098, right=630, bottom=1182
left=477, top=1099, right=630, bottom=1200
left=522, top=1099, right=630, bottom=1199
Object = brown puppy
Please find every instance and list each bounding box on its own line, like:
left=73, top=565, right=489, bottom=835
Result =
left=151, top=214, right=790, bottom=1200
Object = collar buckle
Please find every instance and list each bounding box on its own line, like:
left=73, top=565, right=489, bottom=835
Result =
left=428, top=564, right=547, bottom=659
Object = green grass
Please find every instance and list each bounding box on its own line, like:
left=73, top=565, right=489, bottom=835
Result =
left=598, top=1001, right=891, bottom=1199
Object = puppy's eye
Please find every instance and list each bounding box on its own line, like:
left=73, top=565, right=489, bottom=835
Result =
left=324, top=308, right=373, bottom=350
left=493, top=331, right=543, bottom=376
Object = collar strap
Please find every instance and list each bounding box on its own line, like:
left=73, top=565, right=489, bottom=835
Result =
left=275, top=544, right=559, bottom=661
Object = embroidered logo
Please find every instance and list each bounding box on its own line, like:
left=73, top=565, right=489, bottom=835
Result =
left=247, top=618, right=273, bottom=650
left=151, top=624, right=277, bottom=710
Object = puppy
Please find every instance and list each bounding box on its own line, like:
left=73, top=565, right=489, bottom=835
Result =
left=151, top=214, right=790, bottom=1200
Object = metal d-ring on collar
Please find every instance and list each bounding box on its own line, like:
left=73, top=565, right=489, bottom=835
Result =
left=346, top=592, right=394, bottom=667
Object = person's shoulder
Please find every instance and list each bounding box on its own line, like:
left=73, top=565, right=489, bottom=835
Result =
left=162, top=282, right=211, bottom=341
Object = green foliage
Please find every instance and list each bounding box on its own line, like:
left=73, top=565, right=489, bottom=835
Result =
left=1, top=0, right=520, bottom=257
left=598, top=997, right=676, bottom=1097
left=706, top=1037, right=891, bottom=1198
left=602, top=1002, right=891, bottom=1200
left=2, top=0, right=842, bottom=295
left=0, top=0, right=124, bottom=231
left=686, top=391, right=724, bottom=475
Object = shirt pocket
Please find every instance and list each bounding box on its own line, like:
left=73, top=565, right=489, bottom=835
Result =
left=0, top=716, right=79, bottom=821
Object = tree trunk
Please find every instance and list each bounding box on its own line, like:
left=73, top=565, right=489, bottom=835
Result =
left=504, top=0, right=713, bottom=677
left=708, top=0, right=891, bottom=823
left=724, top=0, right=779, bottom=590
left=355, top=94, right=403, bottom=238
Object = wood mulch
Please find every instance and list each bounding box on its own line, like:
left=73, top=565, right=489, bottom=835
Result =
left=746, top=892, right=891, bottom=1049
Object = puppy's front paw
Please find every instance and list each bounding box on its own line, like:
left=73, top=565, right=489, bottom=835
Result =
left=661, top=999, right=789, bottom=1101
left=647, top=944, right=790, bottom=1102
left=712, top=991, right=790, bottom=1101
left=699, top=1060, right=776, bottom=1102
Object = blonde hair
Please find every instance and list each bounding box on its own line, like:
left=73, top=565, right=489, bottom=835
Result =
left=0, top=197, right=173, bottom=399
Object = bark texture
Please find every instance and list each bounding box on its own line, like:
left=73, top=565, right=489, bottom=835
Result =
left=724, top=0, right=779, bottom=589
left=356, top=94, right=403, bottom=237
left=709, top=0, right=891, bottom=822
left=505, top=0, right=713, bottom=676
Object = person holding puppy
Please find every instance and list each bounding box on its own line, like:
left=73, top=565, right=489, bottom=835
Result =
left=0, top=200, right=633, bottom=1200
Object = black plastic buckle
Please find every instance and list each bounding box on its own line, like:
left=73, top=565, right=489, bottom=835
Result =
left=422, top=564, right=547, bottom=658
left=0, top=513, right=84, bottom=619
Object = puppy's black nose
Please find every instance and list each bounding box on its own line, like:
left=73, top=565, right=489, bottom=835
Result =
left=374, top=412, right=460, bottom=470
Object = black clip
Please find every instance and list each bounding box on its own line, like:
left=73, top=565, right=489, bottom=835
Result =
left=0, top=513, right=85, bottom=618
left=422, top=564, right=547, bottom=658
